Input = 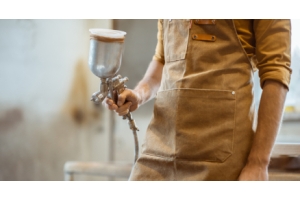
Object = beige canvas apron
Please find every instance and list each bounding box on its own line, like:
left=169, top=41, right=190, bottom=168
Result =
left=129, top=19, right=255, bottom=181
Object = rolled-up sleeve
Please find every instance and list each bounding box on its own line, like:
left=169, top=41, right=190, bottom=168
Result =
left=254, top=19, right=292, bottom=89
left=152, top=19, right=165, bottom=64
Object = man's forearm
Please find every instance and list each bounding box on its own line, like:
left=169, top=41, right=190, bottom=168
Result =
left=248, top=80, right=288, bottom=167
left=134, top=60, right=164, bottom=106
left=239, top=80, right=288, bottom=180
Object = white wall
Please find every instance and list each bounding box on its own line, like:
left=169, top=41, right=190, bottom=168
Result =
left=0, top=19, right=118, bottom=180
left=0, top=19, right=111, bottom=116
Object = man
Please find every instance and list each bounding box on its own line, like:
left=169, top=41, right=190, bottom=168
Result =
left=104, top=19, right=292, bottom=180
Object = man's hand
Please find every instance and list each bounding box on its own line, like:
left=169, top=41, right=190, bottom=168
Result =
left=238, top=163, right=268, bottom=181
left=103, top=89, right=141, bottom=116
left=103, top=60, right=164, bottom=116
left=102, top=59, right=164, bottom=117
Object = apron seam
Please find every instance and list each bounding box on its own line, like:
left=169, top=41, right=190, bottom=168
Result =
left=174, top=158, right=229, bottom=163
left=157, top=88, right=236, bottom=93
left=173, top=157, right=177, bottom=181
left=232, top=96, right=237, bottom=156
left=231, top=19, right=254, bottom=72
left=142, top=152, right=175, bottom=160
left=174, top=90, right=179, bottom=181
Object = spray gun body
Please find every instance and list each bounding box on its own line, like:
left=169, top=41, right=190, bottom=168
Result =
left=90, top=75, right=139, bottom=132
left=88, top=29, right=139, bottom=163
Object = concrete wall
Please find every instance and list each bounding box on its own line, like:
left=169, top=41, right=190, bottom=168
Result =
left=0, top=19, right=116, bottom=180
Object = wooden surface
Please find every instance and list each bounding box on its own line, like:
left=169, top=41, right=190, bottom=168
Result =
left=272, top=143, right=300, bottom=157
left=269, top=171, right=300, bottom=181
left=64, top=161, right=133, bottom=181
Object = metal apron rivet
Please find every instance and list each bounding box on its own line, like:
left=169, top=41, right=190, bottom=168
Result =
left=232, top=91, right=235, bottom=95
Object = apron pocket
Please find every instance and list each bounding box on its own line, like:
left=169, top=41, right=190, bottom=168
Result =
left=164, top=19, right=190, bottom=62
left=175, top=89, right=236, bottom=163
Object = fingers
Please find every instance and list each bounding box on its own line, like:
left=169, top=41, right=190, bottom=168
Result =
left=103, top=97, right=133, bottom=116
left=117, top=91, right=127, bottom=107
left=103, top=98, right=118, bottom=110
left=116, top=101, right=132, bottom=116
left=129, top=104, right=138, bottom=112
left=117, top=89, right=139, bottom=106
left=102, top=89, right=139, bottom=115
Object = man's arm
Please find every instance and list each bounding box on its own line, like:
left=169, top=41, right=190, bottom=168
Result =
left=104, top=60, right=164, bottom=115
left=238, top=80, right=288, bottom=180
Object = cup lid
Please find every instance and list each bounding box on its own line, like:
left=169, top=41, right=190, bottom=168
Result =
left=89, top=28, right=126, bottom=39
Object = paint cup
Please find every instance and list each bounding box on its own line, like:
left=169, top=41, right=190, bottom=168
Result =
left=88, top=29, right=126, bottom=78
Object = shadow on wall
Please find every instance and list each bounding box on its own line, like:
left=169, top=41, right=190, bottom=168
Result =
left=0, top=58, right=106, bottom=181
left=0, top=19, right=113, bottom=181
left=0, top=108, right=24, bottom=133
left=62, top=59, right=102, bottom=125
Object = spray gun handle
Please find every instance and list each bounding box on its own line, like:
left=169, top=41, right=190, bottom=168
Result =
left=90, top=75, right=139, bottom=132
left=111, top=75, right=139, bottom=132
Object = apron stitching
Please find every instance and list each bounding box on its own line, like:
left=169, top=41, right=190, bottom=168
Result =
left=143, top=152, right=175, bottom=160
left=173, top=157, right=177, bottom=181
left=166, top=20, right=171, bottom=62
left=232, top=95, right=237, bottom=155
left=157, top=88, right=236, bottom=93
left=174, top=158, right=227, bottom=162
left=174, top=90, right=179, bottom=180
left=183, top=21, right=190, bottom=60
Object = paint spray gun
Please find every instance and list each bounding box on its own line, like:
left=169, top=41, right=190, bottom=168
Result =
left=88, top=29, right=139, bottom=163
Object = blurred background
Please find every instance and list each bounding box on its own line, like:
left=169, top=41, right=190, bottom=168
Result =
left=0, top=19, right=299, bottom=181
